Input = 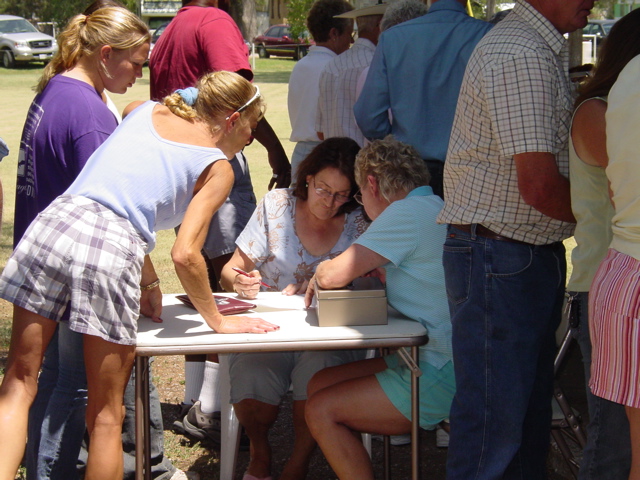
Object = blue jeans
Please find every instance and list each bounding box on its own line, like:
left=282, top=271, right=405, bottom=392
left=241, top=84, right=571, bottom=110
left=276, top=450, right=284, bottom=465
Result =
left=569, top=292, right=631, bottom=480
left=443, top=225, right=566, bottom=480
left=27, top=323, right=87, bottom=480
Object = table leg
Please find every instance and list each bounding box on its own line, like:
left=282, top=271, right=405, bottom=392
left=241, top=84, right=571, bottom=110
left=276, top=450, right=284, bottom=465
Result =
left=411, top=346, right=420, bottom=480
left=383, top=436, right=391, bottom=480
left=381, top=347, right=391, bottom=480
left=135, top=356, right=151, bottom=480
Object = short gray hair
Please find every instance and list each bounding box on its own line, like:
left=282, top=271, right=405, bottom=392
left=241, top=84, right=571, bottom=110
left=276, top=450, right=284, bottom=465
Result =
left=380, top=0, right=428, bottom=31
left=355, top=135, right=430, bottom=202
left=356, top=14, right=382, bottom=35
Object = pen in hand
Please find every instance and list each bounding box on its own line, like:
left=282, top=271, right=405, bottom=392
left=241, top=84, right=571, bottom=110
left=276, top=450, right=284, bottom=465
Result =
left=232, top=267, right=273, bottom=289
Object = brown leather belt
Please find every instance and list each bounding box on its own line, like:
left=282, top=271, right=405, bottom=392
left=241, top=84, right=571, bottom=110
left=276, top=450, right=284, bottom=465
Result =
left=450, top=224, right=531, bottom=246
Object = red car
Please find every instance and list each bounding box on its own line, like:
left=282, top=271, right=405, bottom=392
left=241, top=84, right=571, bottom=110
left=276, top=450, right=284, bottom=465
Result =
left=252, top=24, right=313, bottom=60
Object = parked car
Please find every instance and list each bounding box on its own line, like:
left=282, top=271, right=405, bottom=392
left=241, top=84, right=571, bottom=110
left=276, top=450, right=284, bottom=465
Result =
left=253, top=24, right=312, bottom=60
left=148, top=21, right=170, bottom=57
left=584, top=19, right=617, bottom=39
left=583, top=19, right=617, bottom=60
left=0, top=15, right=58, bottom=68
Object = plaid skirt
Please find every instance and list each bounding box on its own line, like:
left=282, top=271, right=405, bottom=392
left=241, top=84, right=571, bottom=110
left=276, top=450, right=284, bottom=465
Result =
left=0, top=195, right=147, bottom=345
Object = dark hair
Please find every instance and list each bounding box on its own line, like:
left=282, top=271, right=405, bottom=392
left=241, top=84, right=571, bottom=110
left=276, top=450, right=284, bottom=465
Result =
left=575, top=9, right=640, bottom=106
left=293, top=137, right=360, bottom=214
left=83, top=0, right=125, bottom=15
left=307, top=0, right=354, bottom=43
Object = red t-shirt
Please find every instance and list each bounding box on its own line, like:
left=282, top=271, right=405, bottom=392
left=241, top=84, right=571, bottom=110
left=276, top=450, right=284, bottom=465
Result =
left=149, top=6, right=252, bottom=100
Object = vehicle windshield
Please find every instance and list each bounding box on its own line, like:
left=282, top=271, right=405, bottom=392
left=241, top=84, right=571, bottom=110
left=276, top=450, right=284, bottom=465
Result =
left=152, top=23, right=168, bottom=43
left=0, top=18, right=39, bottom=34
left=603, top=23, right=614, bottom=35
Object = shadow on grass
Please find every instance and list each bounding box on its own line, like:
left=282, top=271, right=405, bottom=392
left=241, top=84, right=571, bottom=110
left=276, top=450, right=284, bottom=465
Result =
left=2, top=63, right=46, bottom=72
left=253, top=71, right=292, bottom=84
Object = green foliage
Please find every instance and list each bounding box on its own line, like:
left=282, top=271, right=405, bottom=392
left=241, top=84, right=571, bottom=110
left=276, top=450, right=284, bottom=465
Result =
left=0, top=0, right=45, bottom=19
left=43, top=0, right=138, bottom=28
left=255, top=0, right=269, bottom=13
left=286, top=0, right=314, bottom=40
left=0, top=0, right=138, bottom=27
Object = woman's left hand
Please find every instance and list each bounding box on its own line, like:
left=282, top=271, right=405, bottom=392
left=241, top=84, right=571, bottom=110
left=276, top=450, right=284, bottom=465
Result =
left=140, top=287, right=163, bottom=323
left=282, top=279, right=309, bottom=296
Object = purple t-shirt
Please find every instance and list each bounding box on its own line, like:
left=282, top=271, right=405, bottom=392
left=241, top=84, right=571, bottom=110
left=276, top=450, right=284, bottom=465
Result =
left=14, top=75, right=118, bottom=246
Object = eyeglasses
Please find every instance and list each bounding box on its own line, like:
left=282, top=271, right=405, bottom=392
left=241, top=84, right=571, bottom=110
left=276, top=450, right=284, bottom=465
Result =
left=354, top=189, right=363, bottom=205
left=313, top=179, right=351, bottom=204
left=226, top=85, right=261, bottom=120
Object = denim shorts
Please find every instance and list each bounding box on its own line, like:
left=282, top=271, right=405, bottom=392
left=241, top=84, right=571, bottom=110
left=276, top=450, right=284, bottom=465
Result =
left=202, top=152, right=256, bottom=259
left=376, top=353, right=455, bottom=430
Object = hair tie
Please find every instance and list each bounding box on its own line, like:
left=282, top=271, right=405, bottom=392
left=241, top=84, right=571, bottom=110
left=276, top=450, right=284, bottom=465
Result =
left=176, top=87, right=199, bottom=106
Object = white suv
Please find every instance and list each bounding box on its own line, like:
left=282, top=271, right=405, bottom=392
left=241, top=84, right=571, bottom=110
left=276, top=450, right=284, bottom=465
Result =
left=0, top=15, right=58, bottom=68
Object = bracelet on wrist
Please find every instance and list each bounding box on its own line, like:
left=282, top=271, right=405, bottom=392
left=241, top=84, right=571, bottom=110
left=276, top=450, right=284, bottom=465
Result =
left=141, top=279, right=160, bottom=291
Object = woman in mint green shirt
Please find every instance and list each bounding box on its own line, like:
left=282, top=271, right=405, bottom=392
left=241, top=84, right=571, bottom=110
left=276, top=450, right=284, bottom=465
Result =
left=304, top=136, right=454, bottom=480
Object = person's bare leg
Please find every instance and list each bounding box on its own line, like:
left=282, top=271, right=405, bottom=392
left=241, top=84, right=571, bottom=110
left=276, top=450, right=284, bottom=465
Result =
left=234, top=398, right=279, bottom=478
left=279, top=400, right=316, bottom=480
left=83, top=334, right=135, bottom=480
left=306, top=363, right=410, bottom=480
left=280, top=357, right=386, bottom=480
left=307, top=356, right=387, bottom=398
left=627, top=405, right=640, bottom=480
left=0, top=306, right=56, bottom=480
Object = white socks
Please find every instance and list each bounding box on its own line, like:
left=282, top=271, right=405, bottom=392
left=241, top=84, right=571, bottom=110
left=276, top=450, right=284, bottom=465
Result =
left=183, top=360, right=205, bottom=405
left=198, top=361, right=221, bottom=414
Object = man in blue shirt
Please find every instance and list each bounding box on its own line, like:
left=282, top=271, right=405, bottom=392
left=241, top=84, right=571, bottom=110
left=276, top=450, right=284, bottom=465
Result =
left=353, top=0, right=492, bottom=198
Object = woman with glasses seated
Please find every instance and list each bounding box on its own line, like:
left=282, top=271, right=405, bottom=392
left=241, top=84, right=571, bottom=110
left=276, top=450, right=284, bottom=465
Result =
left=304, top=136, right=455, bottom=480
left=219, top=137, right=369, bottom=480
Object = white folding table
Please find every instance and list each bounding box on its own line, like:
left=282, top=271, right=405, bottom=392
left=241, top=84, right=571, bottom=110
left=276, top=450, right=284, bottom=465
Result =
left=135, top=293, right=428, bottom=480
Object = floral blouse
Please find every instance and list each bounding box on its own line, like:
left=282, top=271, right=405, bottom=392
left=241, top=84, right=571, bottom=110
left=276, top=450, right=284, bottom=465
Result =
left=235, top=188, right=368, bottom=290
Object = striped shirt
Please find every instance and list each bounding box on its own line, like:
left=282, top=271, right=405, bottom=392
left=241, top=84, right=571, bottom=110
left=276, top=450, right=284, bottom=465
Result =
left=438, top=0, right=575, bottom=245
left=315, top=38, right=376, bottom=146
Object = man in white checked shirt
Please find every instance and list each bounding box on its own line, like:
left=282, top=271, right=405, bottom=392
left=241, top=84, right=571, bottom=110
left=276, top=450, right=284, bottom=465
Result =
left=315, top=4, right=386, bottom=146
left=437, top=0, right=593, bottom=478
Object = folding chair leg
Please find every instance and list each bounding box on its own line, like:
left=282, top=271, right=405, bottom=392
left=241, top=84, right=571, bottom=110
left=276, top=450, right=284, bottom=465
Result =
left=219, top=354, right=241, bottom=480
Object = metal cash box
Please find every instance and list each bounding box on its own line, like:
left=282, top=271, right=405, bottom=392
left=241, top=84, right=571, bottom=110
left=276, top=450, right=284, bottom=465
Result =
left=315, top=277, right=388, bottom=327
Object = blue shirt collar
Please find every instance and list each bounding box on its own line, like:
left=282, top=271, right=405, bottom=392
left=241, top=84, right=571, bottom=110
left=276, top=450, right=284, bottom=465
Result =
left=407, top=185, right=433, bottom=198
left=428, top=0, right=466, bottom=15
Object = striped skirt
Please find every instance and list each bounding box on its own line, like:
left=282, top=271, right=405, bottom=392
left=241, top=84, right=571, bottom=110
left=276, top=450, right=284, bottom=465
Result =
left=590, top=248, right=640, bottom=408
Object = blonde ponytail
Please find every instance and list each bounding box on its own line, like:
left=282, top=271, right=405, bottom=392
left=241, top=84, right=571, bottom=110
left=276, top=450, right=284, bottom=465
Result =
left=163, top=71, right=264, bottom=134
left=35, top=6, right=150, bottom=93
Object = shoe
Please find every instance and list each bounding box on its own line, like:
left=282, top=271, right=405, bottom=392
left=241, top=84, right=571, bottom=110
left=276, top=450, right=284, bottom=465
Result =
left=171, top=402, right=192, bottom=436
left=170, top=470, right=200, bottom=480
left=182, top=401, right=222, bottom=445
left=436, top=422, right=450, bottom=448
left=182, top=401, right=251, bottom=451
left=372, top=433, right=411, bottom=446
